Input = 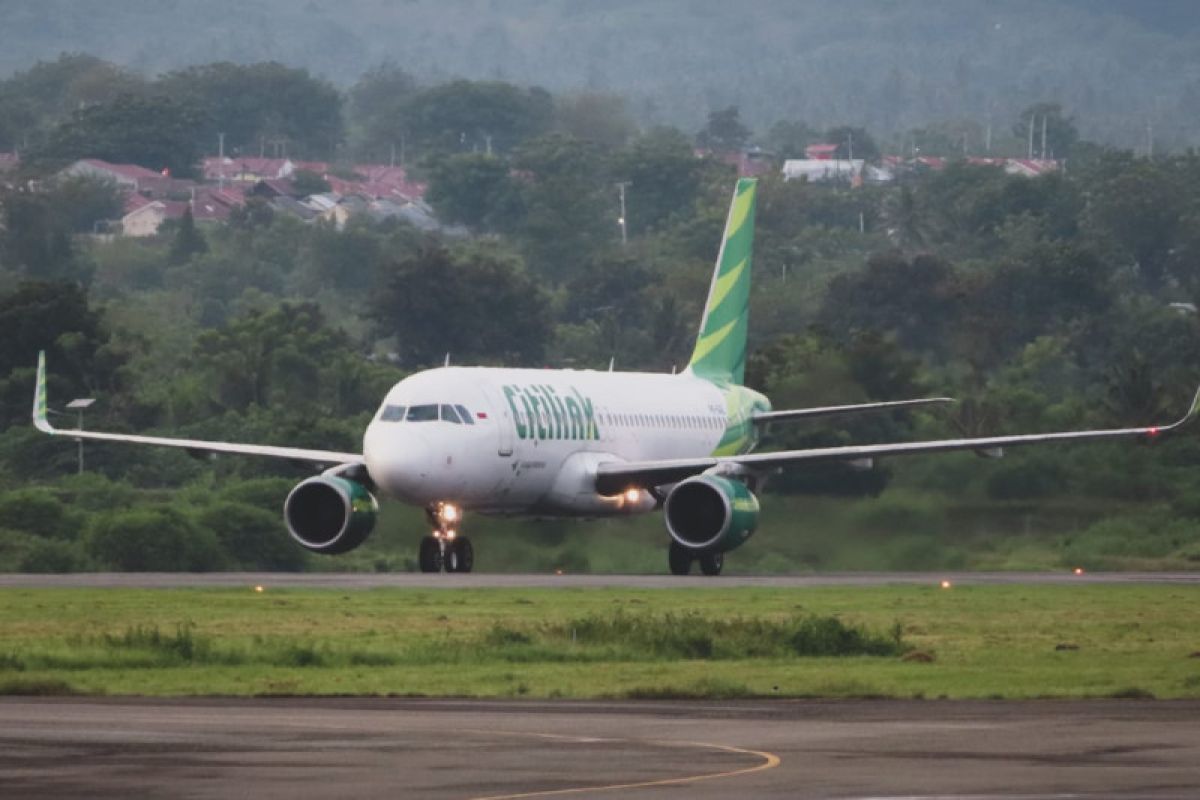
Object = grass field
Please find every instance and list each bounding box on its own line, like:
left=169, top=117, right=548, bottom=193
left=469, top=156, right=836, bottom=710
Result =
left=1, top=584, right=1198, bottom=699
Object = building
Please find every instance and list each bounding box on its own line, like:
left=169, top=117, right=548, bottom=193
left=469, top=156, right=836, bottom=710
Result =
left=782, top=159, right=864, bottom=183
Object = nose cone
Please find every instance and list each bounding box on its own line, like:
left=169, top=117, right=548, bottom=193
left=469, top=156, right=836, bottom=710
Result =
left=364, top=424, right=433, bottom=503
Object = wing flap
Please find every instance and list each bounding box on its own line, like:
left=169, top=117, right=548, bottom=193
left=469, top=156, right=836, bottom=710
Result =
left=753, top=397, right=955, bottom=424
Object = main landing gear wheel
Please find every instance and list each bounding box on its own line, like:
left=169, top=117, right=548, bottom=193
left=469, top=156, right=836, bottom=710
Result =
left=445, top=537, right=474, bottom=573
left=698, top=551, right=724, bottom=576
left=668, top=541, right=693, bottom=576
left=418, top=535, right=443, bottom=573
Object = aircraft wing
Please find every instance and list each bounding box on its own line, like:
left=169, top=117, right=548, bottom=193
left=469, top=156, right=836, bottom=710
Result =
left=595, top=383, right=1200, bottom=495
left=753, top=397, right=955, bottom=424
left=32, top=352, right=362, bottom=467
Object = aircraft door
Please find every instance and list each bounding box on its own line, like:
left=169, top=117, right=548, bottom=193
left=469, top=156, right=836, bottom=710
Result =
left=480, top=384, right=515, bottom=457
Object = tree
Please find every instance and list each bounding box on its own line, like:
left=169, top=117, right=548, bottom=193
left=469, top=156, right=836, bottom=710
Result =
left=764, top=119, right=818, bottom=159
left=193, top=302, right=375, bottom=415
left=290, top=169, right=332, bottom=196
left=1014, top=103, right=1079, bottom=159
left=0, top=53, right=146, bottom=148
left=370, top=240, right=552, bottom=367
left=158, top=62, right=343, bottom=159
left=25, top=93, right=205, bottom=177
left=406, top=80, right=554, bottom=157
left=168, top=207, right=208, bottom=264
left=45, top=175, right=123, bottom=233
left=614, top=127, right=703, bottom=236
left=347, top=62, right=419, bottom=161
left=696, top=106, right=750, bottom=153
left=824, top=126, right=879, bottom=161
left=0, top=189, right=85, bottom=281
left=511, top=133, right=618, bottom=277
left=555, top=92, right=638, bottom=149
left=425, top=153, right=521, bottom=232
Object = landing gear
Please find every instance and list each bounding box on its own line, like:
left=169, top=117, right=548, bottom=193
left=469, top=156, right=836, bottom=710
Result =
left=420, top=503, right=473, bottom=573
left=446, top=536, right=474, bottom=573
left=668, top=541, right=724, bottom=577
left=698, top=551, right=724, bottom=576
left=668, top=541, right=693, bottom=576
left=418, top=535, right=444, bottom=573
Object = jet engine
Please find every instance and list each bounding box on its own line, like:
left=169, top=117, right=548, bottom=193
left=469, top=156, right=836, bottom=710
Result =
left=663, top=474, right=759, bottom=553
left=284, top=475, right=378, bottom=554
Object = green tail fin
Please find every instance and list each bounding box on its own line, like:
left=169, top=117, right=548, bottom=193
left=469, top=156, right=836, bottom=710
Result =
left=686, top=177, right=757, bottom=385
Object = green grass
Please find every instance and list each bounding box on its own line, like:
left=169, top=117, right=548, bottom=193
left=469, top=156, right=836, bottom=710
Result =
left=0, top=585, right=1197, bottom=699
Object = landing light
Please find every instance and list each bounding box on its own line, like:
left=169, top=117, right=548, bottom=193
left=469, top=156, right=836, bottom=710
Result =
left=940, top=580, right=952, bottom=589
left=624, top=488, right=641, bottom=504
left=1073, top=567, right=1085, bottom=575
left=442, top=504, right=460, bottom=523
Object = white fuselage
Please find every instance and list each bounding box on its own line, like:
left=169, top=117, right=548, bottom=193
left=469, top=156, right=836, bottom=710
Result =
left=361, top=367, right=759, bottom=515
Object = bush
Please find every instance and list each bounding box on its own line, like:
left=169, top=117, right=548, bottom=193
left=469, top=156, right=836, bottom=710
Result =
left=86, top=507, right=224, bottom=571
left=0, top=488, right=84, bottom=540
left=196, top=502, right=307, bottom=571
left=18, top=538, right=83, bottom=572
left=985, top=458, right=1067, bottom=500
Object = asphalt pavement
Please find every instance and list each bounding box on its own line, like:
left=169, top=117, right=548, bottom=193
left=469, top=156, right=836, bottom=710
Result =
left=1, top=697, right=1198, bottom=799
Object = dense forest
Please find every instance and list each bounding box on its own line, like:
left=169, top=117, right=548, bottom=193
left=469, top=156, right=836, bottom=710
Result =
left=1, top=0, right=1199, bottom=151
left=2, top=36, right=1200, bottom=573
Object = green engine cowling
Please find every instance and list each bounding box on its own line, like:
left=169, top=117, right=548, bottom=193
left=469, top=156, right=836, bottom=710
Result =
left=284, top=475, right=378, bottom=554
left=663, top=474, right=759, bottom=553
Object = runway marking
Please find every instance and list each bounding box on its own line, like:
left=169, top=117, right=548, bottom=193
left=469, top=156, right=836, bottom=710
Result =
left=460, top=728, right=780, bottom=799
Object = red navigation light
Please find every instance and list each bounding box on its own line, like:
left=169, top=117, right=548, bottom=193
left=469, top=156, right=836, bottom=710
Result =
left=477, top=412, right=488, bottom=419
left=1148, top=426, right=1160, bottom=437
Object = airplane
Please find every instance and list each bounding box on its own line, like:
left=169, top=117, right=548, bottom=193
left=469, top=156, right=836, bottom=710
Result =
left=32, top=177, right=1200, bottom=575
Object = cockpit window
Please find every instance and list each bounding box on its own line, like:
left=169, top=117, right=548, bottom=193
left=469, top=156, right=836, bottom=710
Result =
left=455, top=404, right=475, bottom=425
left=380, top=405, right=406, bottom=422
left=440, top=404, right=462, bottom=424
left=406, top=404, right=439, bottom=422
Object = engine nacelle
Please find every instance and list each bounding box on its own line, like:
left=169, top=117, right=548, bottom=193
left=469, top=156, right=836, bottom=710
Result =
left=284, top=476, right=378, bottom=554
left=663, top=474, right=759, bottom=553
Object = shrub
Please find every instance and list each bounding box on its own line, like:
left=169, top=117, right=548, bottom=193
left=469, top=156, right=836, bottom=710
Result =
left=18, top=538, right=83, bottom=572
left=196, top=502, right=307, bottom=571
left=86, top=507, right=224, bottom=571
left=0, top=488, right=84, bottom=540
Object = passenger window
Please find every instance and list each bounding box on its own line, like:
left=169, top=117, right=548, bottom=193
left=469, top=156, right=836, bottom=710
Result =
left=455, top=404, right=475, bottom=425
left=380, top=405, right=406, bottom=422
left=407, top=404, right=438, bottom=422
left=441, top=404, right=462, bottom=424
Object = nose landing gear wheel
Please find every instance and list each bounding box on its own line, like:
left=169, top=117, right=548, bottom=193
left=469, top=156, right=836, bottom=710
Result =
left=418, top=535, right=443, bottom=573
left=698, top=551, right=724, bottom=576
left=445, top=537, right=474, bottom=573
left=668, top=541, right=693, bottom=576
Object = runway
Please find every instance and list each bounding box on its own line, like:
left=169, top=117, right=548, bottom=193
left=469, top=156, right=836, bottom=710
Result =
left=1, top=697, right=1198, bottom=799
left=1, top=570, right=1198, bottom=589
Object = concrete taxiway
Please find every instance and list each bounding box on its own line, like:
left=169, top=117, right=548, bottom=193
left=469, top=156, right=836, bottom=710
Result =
left=1, top=571, right=1198, bottom=589
left=1, top=697, right=1198, bottom=799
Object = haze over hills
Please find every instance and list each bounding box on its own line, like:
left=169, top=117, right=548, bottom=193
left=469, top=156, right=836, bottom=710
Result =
left=1, top=0, right=1198, bottom=151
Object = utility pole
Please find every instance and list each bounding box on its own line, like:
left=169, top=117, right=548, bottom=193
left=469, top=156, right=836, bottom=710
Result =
left=1146, top=120, right=1155, bottom=158
left=1027, top=114, right=1035, bottom=159
left=1040, top=115, right=1047, bottom=159
left=66, top=398, right=94, bottom=475
left=847, top=130, right=854, bottom=161
left=217, top=132, right=226, bottom=190
left=616, top=181, right=631, bottom=246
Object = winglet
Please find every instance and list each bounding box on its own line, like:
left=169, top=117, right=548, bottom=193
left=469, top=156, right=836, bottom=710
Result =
left=1168, top=380, right=1200, bottom=430
left=32, top=351, right=54, bottom=433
